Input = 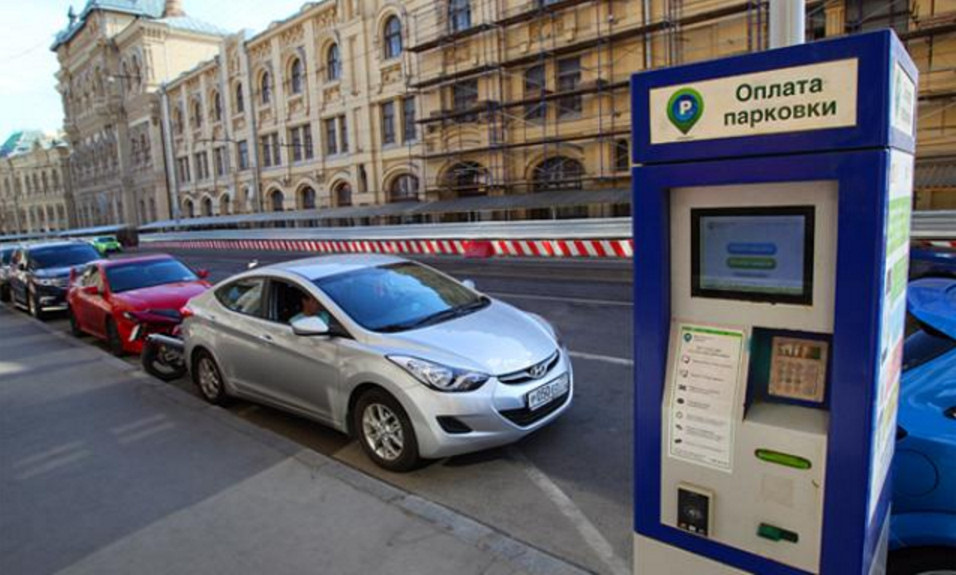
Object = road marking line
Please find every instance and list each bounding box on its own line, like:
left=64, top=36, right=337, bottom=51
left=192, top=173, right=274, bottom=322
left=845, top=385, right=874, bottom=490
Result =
left=117, top=421, right=177, bottom=445
left=111, top=413, right=167, bottom=435
left=568, top=351, right=634, bottom=367
left=16, top=449, right=91, bottom=480
left=12, top=441, right=85, bottom=468
left=510, top=449, right=630, bottom=575
left=487, top=292, right=632, bottom=307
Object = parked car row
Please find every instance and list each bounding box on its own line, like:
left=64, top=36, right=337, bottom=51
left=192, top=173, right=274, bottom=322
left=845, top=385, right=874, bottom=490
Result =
left=0, top=243, right=573, bottom=472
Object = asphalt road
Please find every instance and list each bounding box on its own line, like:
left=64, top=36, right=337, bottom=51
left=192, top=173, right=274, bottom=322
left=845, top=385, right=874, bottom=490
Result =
left=16, top=249, right=635, bottom=575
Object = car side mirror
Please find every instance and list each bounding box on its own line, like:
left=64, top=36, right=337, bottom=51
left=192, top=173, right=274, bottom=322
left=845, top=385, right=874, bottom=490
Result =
left=197, top=269, right=210, bottom=279
left=291, top=315, right=330, bottom=337
left=462, top=279, right=477, bottom=290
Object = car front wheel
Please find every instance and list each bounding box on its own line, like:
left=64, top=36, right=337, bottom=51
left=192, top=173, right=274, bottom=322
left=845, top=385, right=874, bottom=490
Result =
left=354, top=388, right=420, bottom=472
left=889, top=547, right=956, bottom=575
left=28, top=287, right=46, bottom=321
left=105, top=318, right=125, bottom=356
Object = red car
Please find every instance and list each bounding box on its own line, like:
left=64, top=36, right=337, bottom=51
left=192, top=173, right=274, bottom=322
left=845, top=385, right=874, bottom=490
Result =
left=67, top=254, right=211, bottom=355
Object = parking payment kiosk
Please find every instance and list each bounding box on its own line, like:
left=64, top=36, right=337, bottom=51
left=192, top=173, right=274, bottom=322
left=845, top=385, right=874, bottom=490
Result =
left=631, top=31, right=917, bottom=574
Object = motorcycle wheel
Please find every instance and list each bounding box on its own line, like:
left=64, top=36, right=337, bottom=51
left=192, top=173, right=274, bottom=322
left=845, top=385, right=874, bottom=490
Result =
left=142, top=341, right=187, bottom=382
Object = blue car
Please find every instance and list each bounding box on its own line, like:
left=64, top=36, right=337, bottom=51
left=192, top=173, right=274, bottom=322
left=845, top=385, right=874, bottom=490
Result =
left=909, top=244, right=956, bottom=280
left=890, top=278, right=956, bottom=575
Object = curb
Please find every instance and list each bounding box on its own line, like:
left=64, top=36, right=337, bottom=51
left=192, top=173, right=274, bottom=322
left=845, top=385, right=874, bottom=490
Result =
left=2, top=304, right=596, bottom=575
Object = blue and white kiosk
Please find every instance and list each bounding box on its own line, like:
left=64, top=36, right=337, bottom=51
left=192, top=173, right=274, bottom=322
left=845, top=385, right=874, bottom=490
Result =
left=631, top=31, right=917, bottom=574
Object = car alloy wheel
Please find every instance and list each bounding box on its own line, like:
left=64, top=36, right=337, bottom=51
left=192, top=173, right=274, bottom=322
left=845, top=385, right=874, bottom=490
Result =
left=28, top=287, right=45, bottom=320
left=354, top=389, right=420, bottom=472
left=194, top=352, right=228, bottom=405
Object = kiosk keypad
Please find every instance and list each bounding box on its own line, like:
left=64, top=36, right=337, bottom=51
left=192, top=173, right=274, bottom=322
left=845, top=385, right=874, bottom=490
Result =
left=768, top=337, right=829, bottom=403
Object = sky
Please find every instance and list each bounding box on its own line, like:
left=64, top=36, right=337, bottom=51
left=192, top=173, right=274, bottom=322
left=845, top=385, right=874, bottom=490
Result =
left=0, top=0, right=310, bottom=140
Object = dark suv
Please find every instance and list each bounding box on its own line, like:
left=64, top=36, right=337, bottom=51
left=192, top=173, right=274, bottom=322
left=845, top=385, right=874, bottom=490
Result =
left=9, top=241, right=101, bottom=320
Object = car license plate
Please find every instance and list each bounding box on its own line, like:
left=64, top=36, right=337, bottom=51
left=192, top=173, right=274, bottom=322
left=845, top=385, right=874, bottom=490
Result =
left=527, top=374, right=569, bottom=411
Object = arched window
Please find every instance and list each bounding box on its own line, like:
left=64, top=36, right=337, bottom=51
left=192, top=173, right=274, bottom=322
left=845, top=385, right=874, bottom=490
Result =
left=326, top=44, right=342, bottom=81
left=389, top=174, right=419, bottom=202
left=449, top=0, right=472, bottom=33
left=183, top=199, right=195, bottom=218
left=260, top=71, right=272, bottom=105
left=383, top=16, right=403, bottom=60
left=202, top=196, right=213, bottom=217
left=219, top=194, right=231, bottom=216
left=532, top=156, right=584, bottom=192
left=300, top=187, right=316, bottom=210
left=235, top=82, right=244, bottom=113
left=334, top=182, right=352, bottom=207
left=192, top=99, right=203, bottom=128
left=289, top=57, right=304, bottom=95
left=212, top=91, right=222, bottom=121
left=271, top=190, right=284, bottom=212
left=445, top=161, right=487, bottom=196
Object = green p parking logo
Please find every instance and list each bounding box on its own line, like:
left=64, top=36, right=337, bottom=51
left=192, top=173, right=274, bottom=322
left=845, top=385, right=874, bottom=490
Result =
left=667, top=88, right=704, bottom=134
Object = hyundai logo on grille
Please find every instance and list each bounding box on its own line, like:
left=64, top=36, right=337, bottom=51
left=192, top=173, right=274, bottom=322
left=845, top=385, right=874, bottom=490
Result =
left=528, top=361, right=549, bottom=379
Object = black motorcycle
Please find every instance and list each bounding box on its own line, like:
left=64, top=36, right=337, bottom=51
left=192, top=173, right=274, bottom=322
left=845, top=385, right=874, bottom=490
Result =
left=129, top=309, right=187, bottom=382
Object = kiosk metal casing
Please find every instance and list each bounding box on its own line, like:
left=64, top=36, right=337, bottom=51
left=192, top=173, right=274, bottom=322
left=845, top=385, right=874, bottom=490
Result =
left=632, top=30, right=917, bottom=575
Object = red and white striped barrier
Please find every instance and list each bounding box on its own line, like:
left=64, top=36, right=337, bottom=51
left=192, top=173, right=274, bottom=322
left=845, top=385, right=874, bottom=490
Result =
left=146, top=237, right=635, bottom=258
left=916, top=240, right=956, bottom=249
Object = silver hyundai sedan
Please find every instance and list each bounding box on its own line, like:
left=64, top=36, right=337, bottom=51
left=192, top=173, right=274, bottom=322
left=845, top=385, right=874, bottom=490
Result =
left=182, top=255, right=572, bottom=471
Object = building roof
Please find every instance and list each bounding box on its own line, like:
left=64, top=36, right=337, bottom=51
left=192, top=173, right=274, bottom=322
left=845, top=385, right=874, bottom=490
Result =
left=0, top=131, right=65, bottom=159
left=52, top=0, right=227, bottom=50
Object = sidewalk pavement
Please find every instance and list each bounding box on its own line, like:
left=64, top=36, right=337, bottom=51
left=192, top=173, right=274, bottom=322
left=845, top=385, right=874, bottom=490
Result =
left=0, top=306, right=592, bottom=575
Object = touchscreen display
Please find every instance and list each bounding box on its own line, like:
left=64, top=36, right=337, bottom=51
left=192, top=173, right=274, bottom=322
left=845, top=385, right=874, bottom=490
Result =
left=692, top=207, right=814, bottom=304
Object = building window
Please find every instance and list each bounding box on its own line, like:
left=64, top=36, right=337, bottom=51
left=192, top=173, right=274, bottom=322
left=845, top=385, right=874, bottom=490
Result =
left=533, top=156, right=584, bottom=192
left=446, top=161, right=487, bottom=196
left=327, top=44, right=342, bottom=81
left=220, top=194, right=231, bottom=215
left=214, top=147, right=226, bottom=176
left=193, top=152, right=209, bottom=180
left=402, top=97, right=417, bottom=143
left=289, top=57, right=304, bottom=95
left=289, top=124, right=314, bottom=163
left=389, top=174, right=419, bottom=202
left=271, top=190, right=284, bottom=212
left=449, top=0, right=471, bottom=33
left=177, top=157, right=191, bottom=183
left=202, top=196, right=213, bottom=217
left=339, top=116, right=349, bottom=153
left=384, top=16, right=403, bottom=60
left=235, top=83, right=244, bottom=113
left=614, top=140, right=629, bottom=172
left=325, top=118, right=338, bottom=155
left=334, top=182, right=352, bottom=207
left=173, top=107, right=184, bottom=134
left=212, top=91, right=222, bottom=121
left=260, top=71, right=272, bottom=105
left=192, top=99, right=203, bottom=128
left=381, top=101, right=396, bottom=145
left=184, top=199, right=194, bottom=218
left=260, top=133, right=281, bottom=168
left=556, top=57, right=582, bottom=117
left=300, top=187, right=316, bottom=210
left=452, top=79, right=478, bottom=122
left=237, top=140, right=249, bottom=170
left=524, top=64, right=547, bottom=121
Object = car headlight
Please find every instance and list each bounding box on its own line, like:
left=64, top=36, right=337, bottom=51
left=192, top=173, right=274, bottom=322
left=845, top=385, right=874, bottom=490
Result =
left=387, top=355, right=489, bottom=392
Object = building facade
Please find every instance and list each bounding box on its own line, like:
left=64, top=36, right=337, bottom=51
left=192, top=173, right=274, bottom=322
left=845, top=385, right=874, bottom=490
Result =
left=160, top=0, right=954, bottom=224
left=51, top=0, right=228, bottom=229
left=0, top=132, right=73, bottom=236
left=164, top=0, right=424, bottom=221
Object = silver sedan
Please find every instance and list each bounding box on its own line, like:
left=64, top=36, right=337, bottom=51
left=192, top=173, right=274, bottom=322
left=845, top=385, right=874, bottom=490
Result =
left=182, top=255, right=573, bottom=471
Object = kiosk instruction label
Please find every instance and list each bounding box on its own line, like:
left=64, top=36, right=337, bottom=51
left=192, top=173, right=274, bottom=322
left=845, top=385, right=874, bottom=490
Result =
left=868, top=150, right=913, bottom=521
left=651, top=59, right=858, bottom=144
left=668, top=324, right=745, bottom=472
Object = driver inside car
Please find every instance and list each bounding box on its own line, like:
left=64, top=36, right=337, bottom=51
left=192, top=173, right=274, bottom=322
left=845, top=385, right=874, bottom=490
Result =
left=290, top=293, right=331, bottom=326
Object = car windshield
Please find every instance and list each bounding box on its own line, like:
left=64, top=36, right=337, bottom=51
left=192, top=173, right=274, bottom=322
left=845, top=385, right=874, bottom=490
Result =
left=30, top=244, right=100, bottom=269
left=314, top=262, right=488, bottom=332
left=903, top=321, right=956, bottom=372
left=96, top=237, right=116, bottom=243
left=106, top=259, right=198, bottom=293
left=1, top=248, right=13, bottom=265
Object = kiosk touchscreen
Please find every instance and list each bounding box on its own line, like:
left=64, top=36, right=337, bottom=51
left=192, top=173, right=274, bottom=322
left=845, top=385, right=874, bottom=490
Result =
left=632, top=30, right=917, bottom=575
